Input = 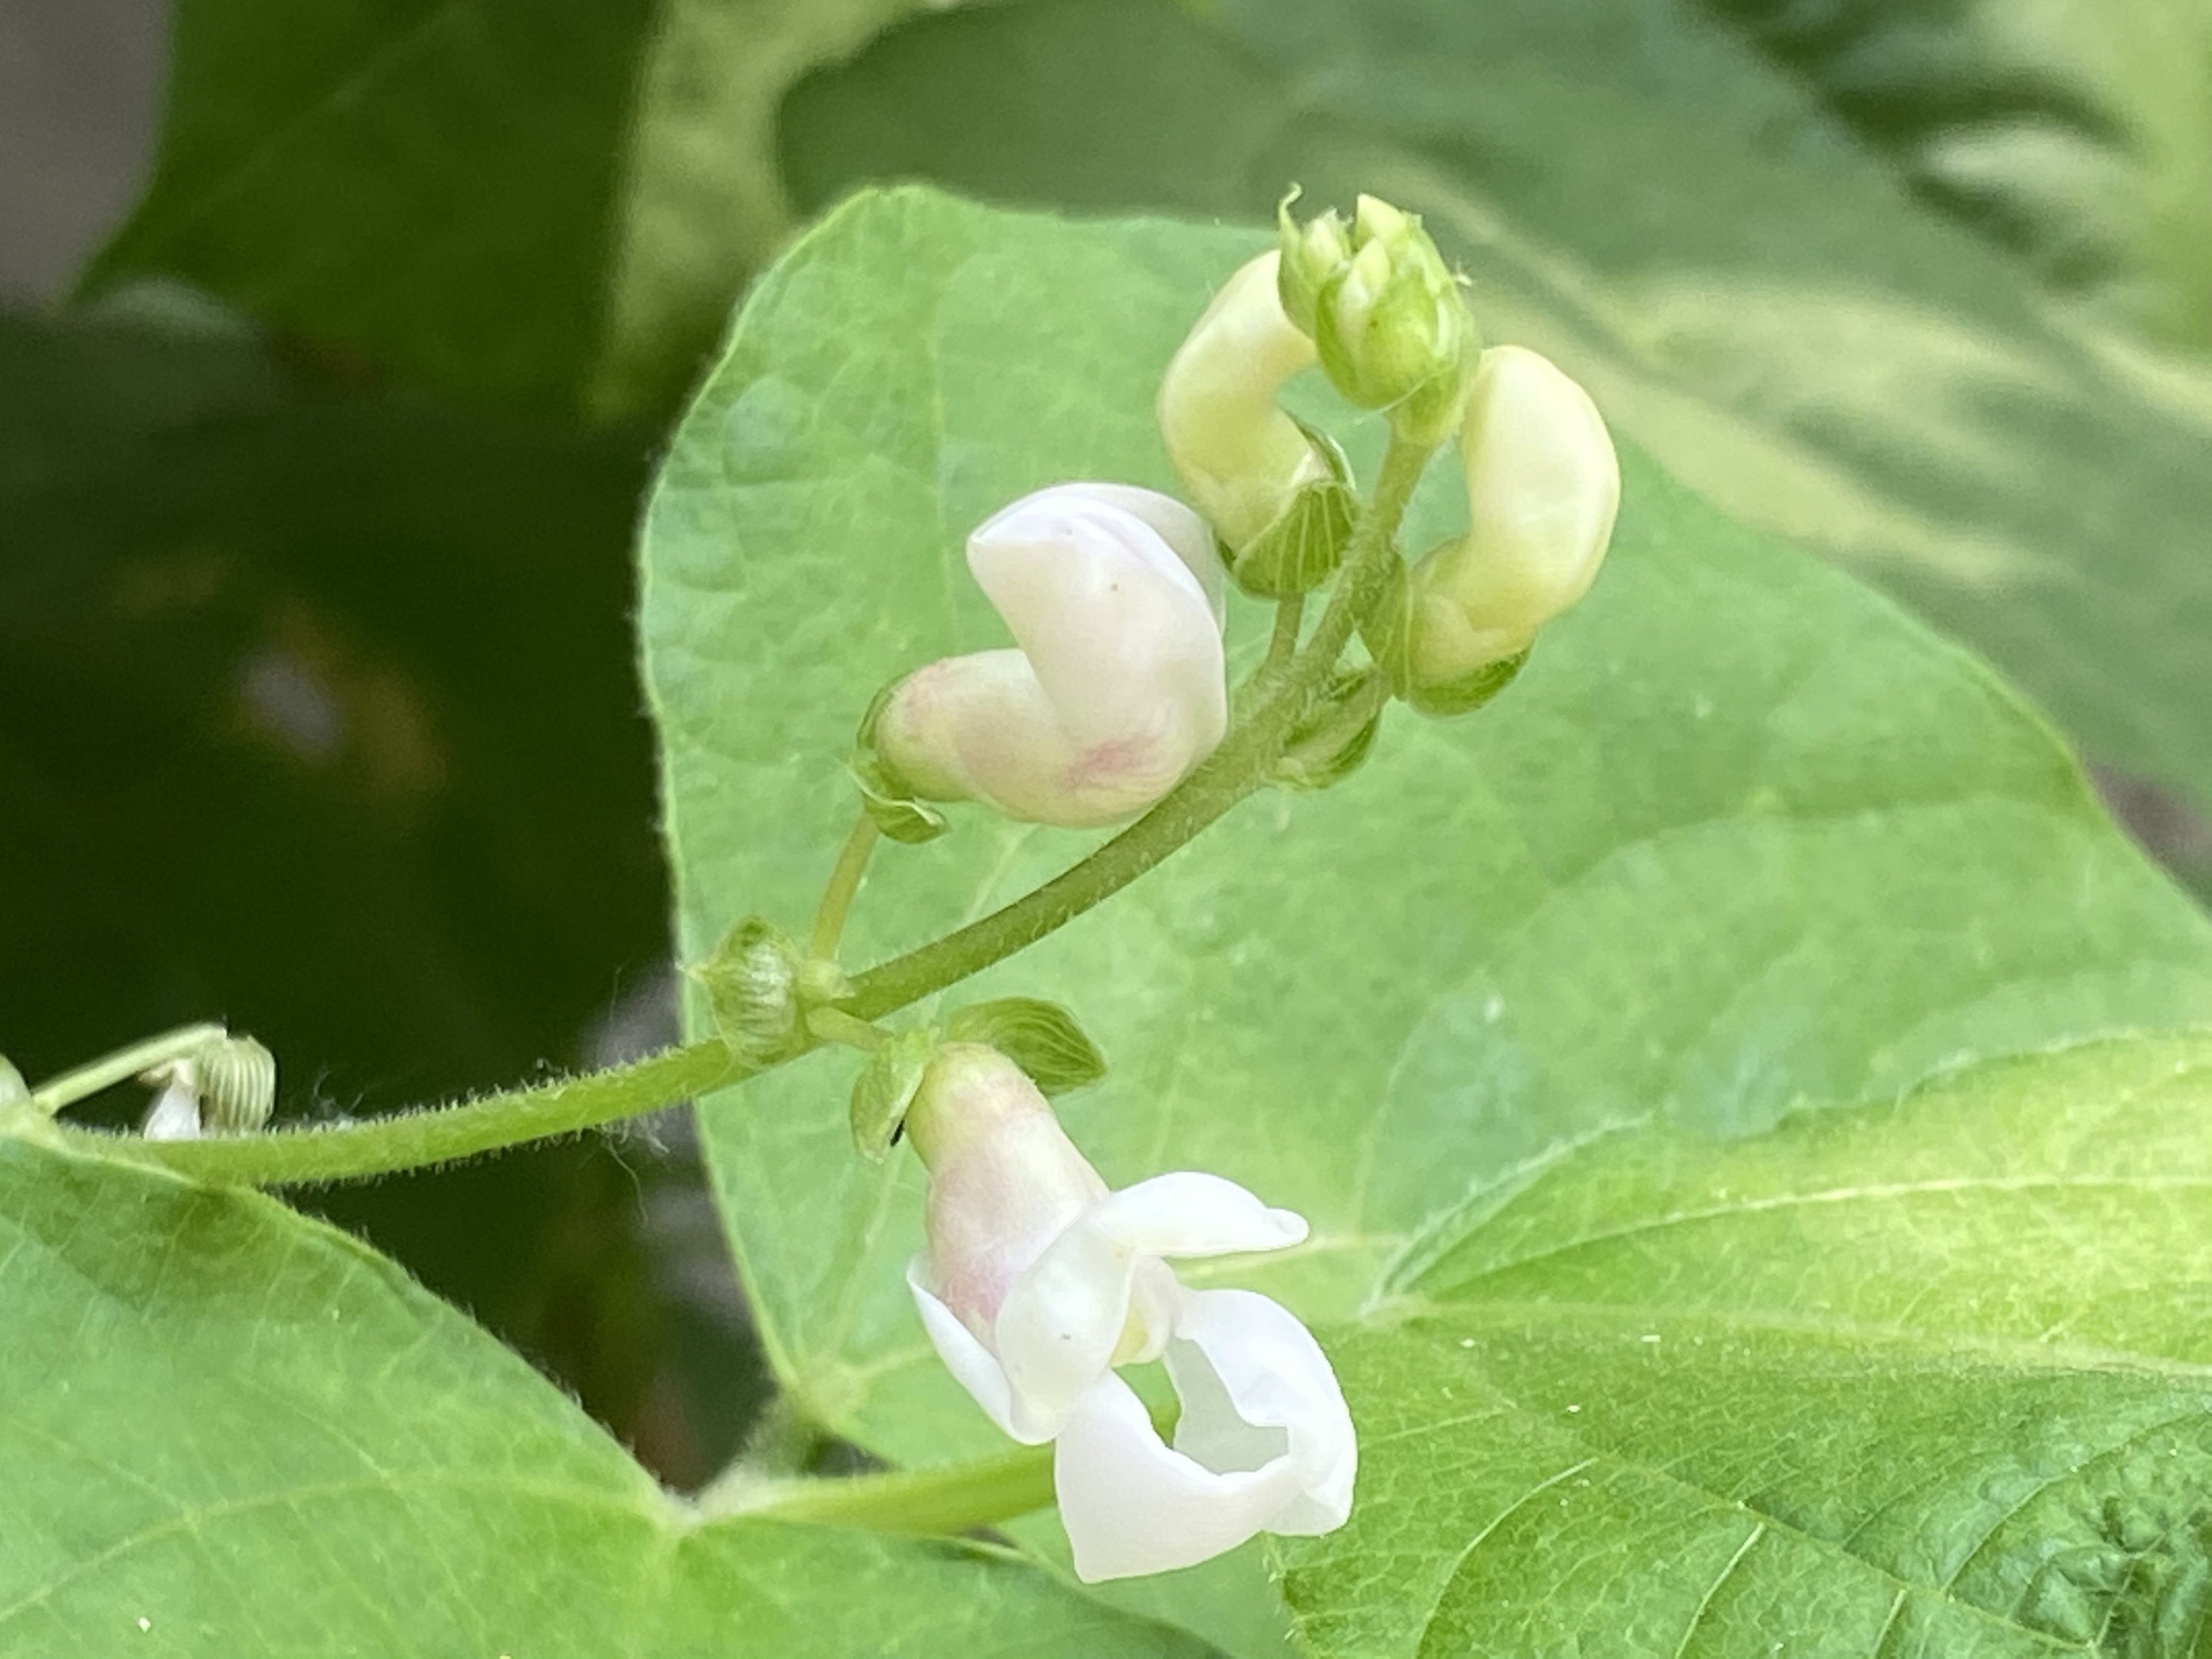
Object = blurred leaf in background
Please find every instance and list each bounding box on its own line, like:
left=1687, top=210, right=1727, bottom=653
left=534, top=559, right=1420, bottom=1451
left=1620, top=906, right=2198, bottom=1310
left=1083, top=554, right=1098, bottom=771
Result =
left=0, top=299, right=763, bottom=1483
left=81, top=0, right=952, bottom=420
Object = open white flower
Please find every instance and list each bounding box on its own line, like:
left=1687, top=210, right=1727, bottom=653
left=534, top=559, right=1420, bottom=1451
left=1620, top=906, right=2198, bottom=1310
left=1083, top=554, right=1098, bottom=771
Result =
left=903, top=1045, right=1356, bottom=1581
left=871, top=483, right=1227, bottom=830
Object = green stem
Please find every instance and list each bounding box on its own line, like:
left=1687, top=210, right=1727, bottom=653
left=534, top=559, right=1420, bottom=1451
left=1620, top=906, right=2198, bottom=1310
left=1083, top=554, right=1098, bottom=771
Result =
left=51, top=433, right=1435, bottom=1187
left=700, top=1441, right=1055, bottom=1535
left=848, top=429, right=1434, bottom=1022
left=1247, top=592, right=1306, bottom=702
left=54, top=1038, right=742, bottom=1185
left=808, top=813, right=880, bottom=962
left=806, top=1007, right=888, bottom=1053
left=28, top=1022, right=227, bottom=1118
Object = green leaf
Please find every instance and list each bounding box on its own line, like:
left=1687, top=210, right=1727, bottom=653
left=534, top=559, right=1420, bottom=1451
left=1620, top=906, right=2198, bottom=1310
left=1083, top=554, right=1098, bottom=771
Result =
left=0, top=1130, right=1223, bottom=1656
left=778, top=0, right=2212, bottom=829
left=1281, top=1033, right=2212, bottom=1657
left=1696, top=0, right=2212, bottom=353
left=84, top=0, right=942, bottom=418
left=640, top=187, right=2212, bottom=1645
left=943, top=998, right=1108, bottom=1096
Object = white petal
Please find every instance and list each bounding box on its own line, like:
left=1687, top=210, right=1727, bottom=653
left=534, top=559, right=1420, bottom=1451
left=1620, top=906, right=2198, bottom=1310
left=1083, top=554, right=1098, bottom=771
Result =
left=967, top=488, right=1226, bottom=755
left=1155, top=253, right=1329, bottom=550
left=992, top=1174, right=1305, bottom=1439
left=1054, top=1372, right=1311, bottom=1582
left=1078, top=1171, right=1309, bottom=1259
left=906, top=1260, right=1034, bottom=1443
left=874, top=650, right=1190, bottom=829
left=1038, top=484, right=1224, bottom=624
left=1167, top=1288, right=1356, bottom=1535
left=141, top=1084, right=202, bottom=1141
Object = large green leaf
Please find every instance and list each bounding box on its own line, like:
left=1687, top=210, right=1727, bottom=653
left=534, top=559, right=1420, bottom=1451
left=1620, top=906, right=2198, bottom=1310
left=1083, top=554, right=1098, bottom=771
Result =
left=0, top=1121, right=1220, bottom=1657
left=84, top=0, right=936, bottom=419
left=1694, top=0, right=2212, bottom=353
left=778, top=0, right=2212, bottom=833
left=640, top=186, right=2212, bottom=1644
left=1282, top=1033, right=2212, bottom=1657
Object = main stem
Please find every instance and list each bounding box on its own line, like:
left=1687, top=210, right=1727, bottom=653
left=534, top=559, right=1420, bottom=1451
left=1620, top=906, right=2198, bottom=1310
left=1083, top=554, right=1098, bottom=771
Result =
left=60, top=433, right=1435, bottom=1188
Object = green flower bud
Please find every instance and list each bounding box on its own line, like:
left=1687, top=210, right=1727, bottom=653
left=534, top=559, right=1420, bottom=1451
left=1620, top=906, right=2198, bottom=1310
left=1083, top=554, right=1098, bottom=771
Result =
left=1275, top=190, right=1351, bottom=338
left=139, top=1034, right=276, bottom=1139
left=690, top=916, right=806, bottom=1065
left=1292, top=193, right=1476, bottom=439
left=1405, top=346, right=1619, bottom=705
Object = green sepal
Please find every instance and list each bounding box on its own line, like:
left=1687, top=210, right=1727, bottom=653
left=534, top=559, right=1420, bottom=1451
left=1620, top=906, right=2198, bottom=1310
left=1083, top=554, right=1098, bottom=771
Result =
left=192, top=1035, right=276, bottom=1134
left=0, top=1056, right=25, bottom=1109
left=1278, top=668, right=1386, bottom=791
left=849, top=683, right=952, bottom=844
left=846, top=757, right=951, bottom=845
left=1406, top=646, right=1531, bottom=718
left=942, top=998, right=1108, bottom=1096
left=1227, top=478, right=1356, bottom=598
left=690, top=916, right=806, bottom=1065
left=849, top=1025, right=940, bottom=1160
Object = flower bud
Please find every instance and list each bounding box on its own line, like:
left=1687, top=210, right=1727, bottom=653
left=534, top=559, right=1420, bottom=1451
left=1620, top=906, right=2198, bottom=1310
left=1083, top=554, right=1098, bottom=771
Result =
left=1157, top=253, right=1335, bottom=552
left=1275, top=194, right=1351, bottom=339
left=1288, top=193, right=1477, bottom=442
left=1404, top=346, right=1620, bottom=707
left=138, top=1034, right=276, bottom=1139
left=869, top=484, right=1227, bottom=829
left=690, top=916, right=806, bottom=1065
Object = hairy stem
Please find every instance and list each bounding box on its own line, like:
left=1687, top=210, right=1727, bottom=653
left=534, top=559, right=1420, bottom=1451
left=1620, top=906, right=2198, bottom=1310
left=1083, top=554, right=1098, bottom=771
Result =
left=54, top=1039, right=742, bottom=1185
left=61, top=432, right=1436, bottom=1187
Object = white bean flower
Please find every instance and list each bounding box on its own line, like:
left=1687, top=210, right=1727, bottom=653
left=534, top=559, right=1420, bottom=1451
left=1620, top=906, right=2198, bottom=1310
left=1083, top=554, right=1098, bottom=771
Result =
left=869, top=483, right=1227, bottom=831
left=903, top=1044, right=1356, bottom=1582
left=1406, top=344, right=1620, bottom=694
left=1155, top=251, right=1333, bottom=552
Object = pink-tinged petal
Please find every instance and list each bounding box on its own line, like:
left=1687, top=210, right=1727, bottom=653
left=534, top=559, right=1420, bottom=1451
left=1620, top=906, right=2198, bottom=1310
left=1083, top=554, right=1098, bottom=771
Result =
left=906, top=1260, right=1030, bottom=1442
left=141, top=1084, right=202, bottom=1141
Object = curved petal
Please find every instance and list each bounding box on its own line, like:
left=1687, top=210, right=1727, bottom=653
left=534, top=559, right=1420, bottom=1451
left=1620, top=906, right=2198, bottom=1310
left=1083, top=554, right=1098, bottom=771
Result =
left=1167, top=1288, right=1355, bottom=1535
left=906, top=1259, right=1035, bottom=1443
left=992, top=1174, right=1305, bottom=1440
left=1079, top=1171, right=1309, bottom=1259
left=1054, top=1372, right=1312, bottom=1582
left=140, top=1084, right=202, bottom=1142
left=1040, top=483, right=1223, bottom=623
left=967, top=488, right=1226, bottom=756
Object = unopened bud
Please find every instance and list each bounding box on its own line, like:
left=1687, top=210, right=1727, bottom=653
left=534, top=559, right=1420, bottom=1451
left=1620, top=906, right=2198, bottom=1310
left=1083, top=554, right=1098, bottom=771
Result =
left=1285, top=192, right=1477, bottom=441
left=691, top=917, right=806, bottom=1065
left=1157, top=254, right=1336, bottom=553
left=1404, top=346, right=1618, bottom=710
left=1275, top=190, right=1351, bottom=338
left=139, top=1034, right=276, bottom=1139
